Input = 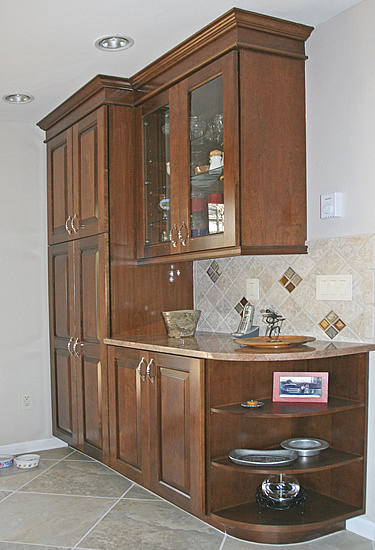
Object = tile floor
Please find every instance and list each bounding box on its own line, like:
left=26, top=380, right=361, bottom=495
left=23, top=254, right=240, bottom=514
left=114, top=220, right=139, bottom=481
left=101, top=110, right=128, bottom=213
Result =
left=0, top=447, right=374, bottom=549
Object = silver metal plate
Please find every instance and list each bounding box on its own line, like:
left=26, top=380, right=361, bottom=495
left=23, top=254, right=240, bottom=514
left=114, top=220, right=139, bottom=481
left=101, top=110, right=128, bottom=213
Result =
left=229, top=449, right=299, bottom=466
left=280, top=438, right=329, bottom=456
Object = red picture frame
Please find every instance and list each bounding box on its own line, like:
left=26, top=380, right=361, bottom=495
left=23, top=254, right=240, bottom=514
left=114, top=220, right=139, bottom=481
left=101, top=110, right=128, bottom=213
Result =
left=272, top=372, right=329, bottom=403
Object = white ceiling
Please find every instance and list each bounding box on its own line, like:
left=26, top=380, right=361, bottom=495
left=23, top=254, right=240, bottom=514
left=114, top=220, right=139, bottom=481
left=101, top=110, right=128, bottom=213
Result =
left=0, top=0, right=363, bottom=125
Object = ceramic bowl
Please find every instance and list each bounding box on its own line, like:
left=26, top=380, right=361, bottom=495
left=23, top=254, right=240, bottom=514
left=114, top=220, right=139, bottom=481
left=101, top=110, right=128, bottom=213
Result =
left=162, top=310, right=201, bottom=338
left=15, top=454, right=40, bottom=469
left=0, top=455, right=13, bottom=468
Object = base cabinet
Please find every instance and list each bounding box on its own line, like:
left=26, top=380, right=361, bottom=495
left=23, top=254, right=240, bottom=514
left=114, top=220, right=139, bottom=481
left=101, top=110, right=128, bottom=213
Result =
left=107, top=346, right=205, bottom=516
left=205, top=354, right=368, bottom=544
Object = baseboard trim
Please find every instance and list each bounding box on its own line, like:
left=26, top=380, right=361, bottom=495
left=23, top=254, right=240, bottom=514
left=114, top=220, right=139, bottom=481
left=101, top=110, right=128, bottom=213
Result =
left=0, top=437, right=67, bottom=455
left=347, top=516, right=375, bottom=541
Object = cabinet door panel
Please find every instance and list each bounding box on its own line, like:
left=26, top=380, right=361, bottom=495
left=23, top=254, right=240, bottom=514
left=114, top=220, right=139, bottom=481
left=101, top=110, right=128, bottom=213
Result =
left=78, top=350, right=105, bottom=459
left=47, top=129, right=73, bottom=244
left=159, top=367, right=190, bottom=494
left=108, top=347, right=150, bottom=486
left=51, top=344, right=78, bottom=446
left=74, top=235, right=108, bottom=345
left=73, top=107, right=108, bottom=238
left=150, top=353, right=205, bottom=515
left=49, top=242, right=74, bottom=340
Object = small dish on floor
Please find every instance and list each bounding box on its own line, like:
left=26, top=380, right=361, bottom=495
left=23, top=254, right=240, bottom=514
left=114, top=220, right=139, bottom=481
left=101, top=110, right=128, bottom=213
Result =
left=15, top=454, right=40, bottom=469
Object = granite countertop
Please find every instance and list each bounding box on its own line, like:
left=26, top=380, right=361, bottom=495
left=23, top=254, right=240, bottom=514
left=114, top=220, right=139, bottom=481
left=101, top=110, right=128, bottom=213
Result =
left=104, top=332, right=375, bottom=361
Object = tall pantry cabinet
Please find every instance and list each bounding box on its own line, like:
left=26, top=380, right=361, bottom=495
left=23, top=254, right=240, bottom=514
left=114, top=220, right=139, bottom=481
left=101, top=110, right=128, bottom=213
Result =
left=39, top=76, right=194, bottom=461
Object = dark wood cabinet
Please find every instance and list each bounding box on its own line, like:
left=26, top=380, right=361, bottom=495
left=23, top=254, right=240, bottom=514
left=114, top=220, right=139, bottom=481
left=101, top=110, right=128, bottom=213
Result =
left=136, top=12, right=313, bottom=264
left=47, top=108, right=107, bottom=245
left=49, top=235, right=109, bottom=459
left=107, top=346, right=205, bottom=516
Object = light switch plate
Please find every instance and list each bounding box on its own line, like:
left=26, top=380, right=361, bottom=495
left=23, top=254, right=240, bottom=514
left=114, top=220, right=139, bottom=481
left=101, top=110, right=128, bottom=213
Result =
left=316, top=274, right=352, bottom=301
left=246, top=278, right=259, bottom=301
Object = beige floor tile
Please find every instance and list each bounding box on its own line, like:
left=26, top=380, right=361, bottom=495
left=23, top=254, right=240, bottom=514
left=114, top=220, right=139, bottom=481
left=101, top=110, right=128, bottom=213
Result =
left=20, top=460, right=132, bottom=498
left=0, top=463, right=52, bottom=491
left=0, top=492, right=115, bottom=547
left=77, top=499, right=223, bottom=549
left=0, top=492, right=11, bottom=502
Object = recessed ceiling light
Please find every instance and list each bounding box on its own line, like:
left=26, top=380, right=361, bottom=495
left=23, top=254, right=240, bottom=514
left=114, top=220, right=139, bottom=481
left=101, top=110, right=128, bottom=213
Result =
left=2, top=93, right=34, bottom=104
left=94, top=35, right=134, bottom=51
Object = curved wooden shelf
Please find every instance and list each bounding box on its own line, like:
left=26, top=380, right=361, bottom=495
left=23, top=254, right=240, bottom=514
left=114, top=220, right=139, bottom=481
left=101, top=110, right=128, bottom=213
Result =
left=211, top=447, right=363, bottom=475
left=208, top=489, right=362, bottom=544
left=210, top=397, right=364, bottom=418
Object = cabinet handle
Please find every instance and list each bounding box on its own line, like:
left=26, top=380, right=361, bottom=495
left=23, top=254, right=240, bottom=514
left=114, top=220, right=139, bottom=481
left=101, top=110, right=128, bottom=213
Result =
left=169, top=224, right=178, bottom=248
left=146, top=358, right=155, bottom=383
left=67, top=337, right=74, bottom=356
left=137, top=357, right=146, bottom=382
left=178, top=221, right=188, bottom=246
left=73, top=338, right=83, bottom=357
left=65, top=216, right=72, bottom=235
left=71, top=214, right=79, bottom=234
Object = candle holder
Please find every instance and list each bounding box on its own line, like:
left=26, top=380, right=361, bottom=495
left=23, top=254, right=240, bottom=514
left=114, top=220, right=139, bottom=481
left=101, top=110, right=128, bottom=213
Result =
left=256, top=474, right=307, bottom=514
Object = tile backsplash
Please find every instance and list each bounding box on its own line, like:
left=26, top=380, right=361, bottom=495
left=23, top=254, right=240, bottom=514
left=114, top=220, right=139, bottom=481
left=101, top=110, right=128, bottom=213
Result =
left=194, top=234, right=375, bottom=342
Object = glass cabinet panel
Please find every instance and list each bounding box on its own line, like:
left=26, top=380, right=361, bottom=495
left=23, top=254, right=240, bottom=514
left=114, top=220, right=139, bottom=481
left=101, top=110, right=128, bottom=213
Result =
left=143, top=106, right=171, bottom=246
left=189, top=76, right=224, bottom=239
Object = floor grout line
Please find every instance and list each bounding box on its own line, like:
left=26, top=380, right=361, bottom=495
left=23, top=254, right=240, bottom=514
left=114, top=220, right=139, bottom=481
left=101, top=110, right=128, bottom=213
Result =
left=71, top=484, right=135, bottom=549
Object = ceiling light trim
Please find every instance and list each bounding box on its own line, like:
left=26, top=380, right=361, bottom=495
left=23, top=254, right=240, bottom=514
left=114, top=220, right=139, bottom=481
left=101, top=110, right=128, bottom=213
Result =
left=2, top=94, right=34, bottom=104
left=94, top=35, right=134, bottom=52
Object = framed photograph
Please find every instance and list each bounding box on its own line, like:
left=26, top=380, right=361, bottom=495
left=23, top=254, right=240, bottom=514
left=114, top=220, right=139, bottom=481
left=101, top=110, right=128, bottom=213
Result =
left=273, top=372, right=329, bottom=403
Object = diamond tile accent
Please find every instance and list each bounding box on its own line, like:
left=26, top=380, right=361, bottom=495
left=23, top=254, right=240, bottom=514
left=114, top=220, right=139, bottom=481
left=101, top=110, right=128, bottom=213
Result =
left=279, top=267, right=302, bottom=294
left=319, top=311, right=346, bottom=340
left=206, top=261, right=221, bottom=283
left=235, top=297, right=249, bottom=315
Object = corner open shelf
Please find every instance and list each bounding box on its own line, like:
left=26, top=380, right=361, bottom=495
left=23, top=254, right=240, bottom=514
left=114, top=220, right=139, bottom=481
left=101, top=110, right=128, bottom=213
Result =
left=205, top=353, right=368, bottom=544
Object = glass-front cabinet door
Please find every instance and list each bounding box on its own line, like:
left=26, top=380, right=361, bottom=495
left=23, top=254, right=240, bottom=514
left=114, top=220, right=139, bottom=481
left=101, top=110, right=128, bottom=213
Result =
left=143, top=103, right=171, bottom=249
left=139, top=52, right=238, bottom=260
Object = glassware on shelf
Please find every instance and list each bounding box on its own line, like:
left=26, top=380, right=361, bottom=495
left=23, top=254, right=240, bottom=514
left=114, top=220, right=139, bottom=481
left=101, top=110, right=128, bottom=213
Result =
left=261, top=474, right=300, bottom=502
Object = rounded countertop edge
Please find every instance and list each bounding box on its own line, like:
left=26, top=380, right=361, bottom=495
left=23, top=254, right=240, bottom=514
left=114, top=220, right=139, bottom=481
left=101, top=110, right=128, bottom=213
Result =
left=104, top=333, right=375, bottom=361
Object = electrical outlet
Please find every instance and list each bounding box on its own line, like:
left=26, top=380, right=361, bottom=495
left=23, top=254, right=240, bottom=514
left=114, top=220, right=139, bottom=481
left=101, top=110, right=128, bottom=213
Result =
left=20, top=392, right=33, bottom=410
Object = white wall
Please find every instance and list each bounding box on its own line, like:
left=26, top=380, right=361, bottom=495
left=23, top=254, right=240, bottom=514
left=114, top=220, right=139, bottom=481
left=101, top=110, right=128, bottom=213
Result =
left=0, top=122, right=52, bottom=446
left=306, top=0, right=375, bottom=241
left=306, top=0, right=375, bottom=533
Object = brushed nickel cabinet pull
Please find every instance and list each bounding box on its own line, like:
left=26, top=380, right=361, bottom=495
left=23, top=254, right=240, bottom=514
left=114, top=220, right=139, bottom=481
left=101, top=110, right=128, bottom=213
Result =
left=137, top=357, right=146, bottom=382
left=65, top=216, right=72, bottom=235
left=146, top=358, right=155, bottom=383
left=169, top=224, right=178, bottom=248
left=178, top=221, right=188, bottom=246
left=67, top=337, right=74, bottom=356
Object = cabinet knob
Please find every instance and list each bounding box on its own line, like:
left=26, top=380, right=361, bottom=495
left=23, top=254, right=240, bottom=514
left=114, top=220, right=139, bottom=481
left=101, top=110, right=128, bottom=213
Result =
left=169, top=224, right=178, bottom=248
left=178, top=221, right=188, bottom=246
left=146, top=358, right=155, bottom=383
left=137, top=357, right=147, bottom=382
left=65, top=216, right=72, bottom=235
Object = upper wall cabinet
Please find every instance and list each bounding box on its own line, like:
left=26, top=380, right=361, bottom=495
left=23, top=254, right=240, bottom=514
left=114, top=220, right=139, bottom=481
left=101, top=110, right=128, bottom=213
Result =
left=134, top=9, right=313, bottom=263
left=46, top=107, right=107, bottom=244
